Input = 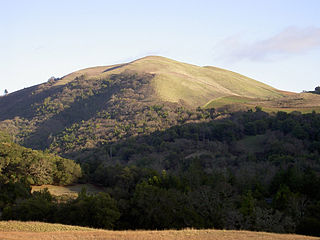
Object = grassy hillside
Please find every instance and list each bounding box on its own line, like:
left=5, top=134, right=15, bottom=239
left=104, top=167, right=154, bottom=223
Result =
left=51, top=56, right=284, bottom=106
left=113, top=56, right=284, bottom=106
left=2, top=57, right=320, bottom=236
left=205, top=93, right=320, bottom=113
left=0, top=221, right=318, bottom=240
left=1, top=55, right=320, bottom=168
left=0, top=56, right=316, bottom=153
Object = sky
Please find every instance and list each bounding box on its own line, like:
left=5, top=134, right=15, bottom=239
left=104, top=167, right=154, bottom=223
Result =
left=1, top=0, right=320, bottom=94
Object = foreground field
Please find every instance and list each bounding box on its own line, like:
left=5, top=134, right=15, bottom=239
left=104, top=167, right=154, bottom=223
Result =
left=0, top=221, right=318, bottom=240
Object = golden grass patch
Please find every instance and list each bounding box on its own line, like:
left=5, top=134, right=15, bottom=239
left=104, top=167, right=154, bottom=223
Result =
left=0, top=222, right=318, bottom=240
left=31, top=184, right=105, bottom=197
left=0, top=221, right=93, bottom=232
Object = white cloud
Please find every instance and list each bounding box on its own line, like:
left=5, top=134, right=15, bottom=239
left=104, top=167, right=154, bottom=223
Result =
left=215, top=26, right=320, bottom=62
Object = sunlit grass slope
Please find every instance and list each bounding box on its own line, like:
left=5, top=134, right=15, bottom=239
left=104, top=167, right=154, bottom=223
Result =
left=53, top=56, right=284, bottom=107
left=205, top=92, right=320, bottom=113
left=0, top=221, right=318, bottom=240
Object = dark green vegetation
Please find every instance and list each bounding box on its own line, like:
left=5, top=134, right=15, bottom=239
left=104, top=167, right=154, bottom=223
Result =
left=0, top=131, right=82, bottom=218
left=0, top=131, right=81, bottom=185
left=1, top=57, right=320, bottom=236
left=1, top=111, right=320, bottom=236
left=306, top=86, right=320, bottom=95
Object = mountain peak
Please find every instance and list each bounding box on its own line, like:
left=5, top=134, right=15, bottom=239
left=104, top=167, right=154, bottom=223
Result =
left=37, top=56, right=284, bottom=107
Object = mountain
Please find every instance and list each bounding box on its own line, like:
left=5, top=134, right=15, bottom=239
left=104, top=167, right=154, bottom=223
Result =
left=0, top=56, right=320, bottom=157
left=1, top=56, right=320, bottom=236
left=52, top=56, right=283, bottom=106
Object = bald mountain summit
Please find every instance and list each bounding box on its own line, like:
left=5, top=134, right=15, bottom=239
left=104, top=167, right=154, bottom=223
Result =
left=1, top=56, right=320, bottom=159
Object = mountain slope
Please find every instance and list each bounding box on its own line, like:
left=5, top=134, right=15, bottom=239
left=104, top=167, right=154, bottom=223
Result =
left=50, top=56, right=284, bottom=106
left=0, top=56, right=319, bottom=155
left=2, top=58, right=320, bottom=236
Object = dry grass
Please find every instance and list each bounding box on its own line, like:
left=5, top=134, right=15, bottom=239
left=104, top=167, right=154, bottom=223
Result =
left=0, top=221, right=318, bottom=240
left=0, top=221, right=93, bottom=232
left=31, top=184, right=105, bottom=197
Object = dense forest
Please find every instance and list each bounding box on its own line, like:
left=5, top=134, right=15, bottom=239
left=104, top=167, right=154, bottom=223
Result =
left=1, top=110, right=320, bottom=236
left=0, top=131, right=82, bottom=214
left=0, top=131, right=81, bottom=185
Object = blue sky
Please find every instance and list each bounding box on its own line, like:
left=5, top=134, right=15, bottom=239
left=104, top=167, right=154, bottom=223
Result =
left=1, top=0, right=320, bottom=93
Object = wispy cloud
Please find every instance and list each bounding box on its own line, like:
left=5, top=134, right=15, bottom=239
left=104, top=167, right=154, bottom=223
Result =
left=215, top=26, right=320, bottom=62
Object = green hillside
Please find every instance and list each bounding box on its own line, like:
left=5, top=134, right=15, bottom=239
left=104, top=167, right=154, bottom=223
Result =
left=50, top=56, right=284, bottom=106
left=1, top=56, right=320, bottom=161
left=204, top=93, right=320, bottom=113
left=2, top=57, right=320, bottom=236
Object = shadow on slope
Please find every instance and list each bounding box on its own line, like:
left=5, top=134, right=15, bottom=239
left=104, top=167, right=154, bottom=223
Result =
left=23, top=84, right=120, bottom=149
left=0, top=84, right=65, bottom=121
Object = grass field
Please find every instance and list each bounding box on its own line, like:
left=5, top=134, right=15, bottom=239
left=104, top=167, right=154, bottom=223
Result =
left=0, top=221, right=94, bottom=232
left=0, top=221, right=318, bottom=240
left=31, top=184, right=105, bottom=197
left=204, top=96, right=253, bottom=108
left=204, top=93, right=320, bottom=113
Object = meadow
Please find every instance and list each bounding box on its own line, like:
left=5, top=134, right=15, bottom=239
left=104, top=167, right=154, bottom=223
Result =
left=0, top=221, right=318, bottom=240
left=31, top=184, right=105, bottom=198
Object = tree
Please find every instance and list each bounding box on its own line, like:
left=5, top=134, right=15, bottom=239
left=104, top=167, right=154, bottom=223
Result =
left=56, top=189, right=120, bottom=229
left=2, top=189, right=55, bottom=222
left=130, top=182, right=201, bottom=229
left=308, top=86, right=320, bottom=94
left=4, top=89, right=8, bottom=95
